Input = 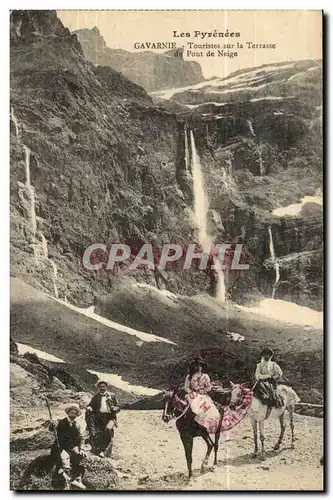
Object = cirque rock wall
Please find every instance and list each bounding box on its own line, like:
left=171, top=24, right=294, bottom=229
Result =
left=73, top=27, right=204, bottom=92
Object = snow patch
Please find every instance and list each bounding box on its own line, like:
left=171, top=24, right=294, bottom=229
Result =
left=151, top=63, right=296, bottom=101
left=237, top=299, right=323, bottom=329
left=273, top=195, right=323, bottom=217
left=251, top=96, right=286, bottom=102
left=184, top=102, right=227, bottom=109
left=226, top=332, right=245, bottom=343
left=17, top=343, right=66, bottom=363
left=87, top=370, right=160, bottom=396
left=54, top=298, right=176, bottom=345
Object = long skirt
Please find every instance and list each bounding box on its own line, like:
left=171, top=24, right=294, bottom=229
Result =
left=187, top=392, right=221, bottom=434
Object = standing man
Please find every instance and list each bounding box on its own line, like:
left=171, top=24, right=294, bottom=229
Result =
left=49, top=404, right=86, bottom=490
left=86, top=380, right=120, bottom=458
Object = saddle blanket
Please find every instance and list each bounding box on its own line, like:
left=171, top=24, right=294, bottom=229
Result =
left=187, top=387, right=253, bottom=434
left=187, top=392, right=221, bottom=434
left=221, top=387, right=253, bottom=432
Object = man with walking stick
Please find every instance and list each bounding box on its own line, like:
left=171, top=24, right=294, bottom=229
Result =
left=47, top=399, right=86, bottom=490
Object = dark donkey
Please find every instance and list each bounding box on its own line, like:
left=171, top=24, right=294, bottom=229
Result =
left=162, top=388, right=225, bottom=478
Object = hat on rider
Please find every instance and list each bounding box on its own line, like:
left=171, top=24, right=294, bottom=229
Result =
left=261, top=347, right=274, bottom=358
left=193, top=356, right=208, bottom=368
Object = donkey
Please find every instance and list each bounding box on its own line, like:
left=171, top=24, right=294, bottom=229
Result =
left=162, top=388, right=224, bottom=478
left=229, top=382, right=300, bottom=458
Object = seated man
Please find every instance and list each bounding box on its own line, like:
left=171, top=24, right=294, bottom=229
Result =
left=254, top=348, right=284, bottom=408
left=49, top=404, right=86, bottom=490
left=86, top=380, right=120, bottom=458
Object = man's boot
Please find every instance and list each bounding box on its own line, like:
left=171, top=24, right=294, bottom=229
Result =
left=71, top=476, right=86, bottom=490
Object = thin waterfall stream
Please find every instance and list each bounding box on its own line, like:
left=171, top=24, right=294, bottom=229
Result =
left=268, top=226, right=280, bottom=298
left=12, top=107, right=59, bottom=298
left=189, top=130, right=226, bottom=301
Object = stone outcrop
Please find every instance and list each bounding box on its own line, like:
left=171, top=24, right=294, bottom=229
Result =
left=74, top=27, right=204, bottom=92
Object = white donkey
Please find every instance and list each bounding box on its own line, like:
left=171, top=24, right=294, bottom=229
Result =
left=229, top=382, right=300, bottom=458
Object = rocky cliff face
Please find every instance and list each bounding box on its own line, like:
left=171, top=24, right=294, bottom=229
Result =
left=10, top=10, right=198, bottom=305
left=73, top=27, right=204, bottom=92
left=154, top=60, right=323, bottom=309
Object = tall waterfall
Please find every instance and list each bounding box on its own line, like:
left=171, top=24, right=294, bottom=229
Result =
left=11, top=107, right=20, bottom=138
left=184, top=127, right=189, bottom=173
left=246, top=118, right=264, bottom=175
left=12, top=107, right=59, bottom=298
left=190, top=131, right=211, bottom=247
left=246, top=119, right=255, bottom=137
left=23, top=145, right=37, bottom=254
left=268, top=226, right=280, bottom=298
left=189, top=131, right=226, bottom=301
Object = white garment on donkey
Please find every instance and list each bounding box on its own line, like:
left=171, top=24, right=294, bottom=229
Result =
left=189, top=393, right=220, bottom=420
left=184, top=372, right=219, bottom=420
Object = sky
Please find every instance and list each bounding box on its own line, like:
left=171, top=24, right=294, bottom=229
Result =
left=58, top=10, right=322, bottom=79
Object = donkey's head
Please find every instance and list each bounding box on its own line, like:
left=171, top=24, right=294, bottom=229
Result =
left=162, top=388, right=188, bottom=423
left=229, top=381, right=247, bottom=411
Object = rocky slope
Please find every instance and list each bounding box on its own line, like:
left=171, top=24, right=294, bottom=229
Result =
left=10, top=10, right=197, bottom=305
left=11, top=276, right=323, bottom=404
left=73, top=27, right=204, bottom=92
left=10, top=348, right=121, bottom=490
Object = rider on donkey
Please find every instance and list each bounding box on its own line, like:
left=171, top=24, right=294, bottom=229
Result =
left=184, top=357, right=212, bottom=395
left=184, top=357, right=220, bottom=431
left=254, top=347, right=283, bottom=408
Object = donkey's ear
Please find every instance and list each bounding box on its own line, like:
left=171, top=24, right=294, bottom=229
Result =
left=229, top=381, right=235, bottom=388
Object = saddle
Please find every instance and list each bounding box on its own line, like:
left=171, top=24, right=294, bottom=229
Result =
left=254, top=380, right=284, bottom=408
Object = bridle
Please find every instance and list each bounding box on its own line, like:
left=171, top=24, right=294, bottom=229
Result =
left=162, top=390, right=190, bottom=422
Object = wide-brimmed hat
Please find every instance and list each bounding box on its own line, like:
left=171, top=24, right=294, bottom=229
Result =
left=261, top=347, right=274, bottom=358
left=191, top=356, right=207, bottom=368
left=65, top=404, right=81, bottom=416
left=96, top=380, right=109, bottom=388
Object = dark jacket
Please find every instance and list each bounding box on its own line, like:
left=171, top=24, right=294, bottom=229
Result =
left=88, top=392, right=119, bottom=419
left=55, top=417, right=84, bottom=451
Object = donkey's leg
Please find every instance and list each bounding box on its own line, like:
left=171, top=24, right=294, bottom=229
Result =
left=251, top=419, right=259, bottom=457
left=259, top=420, right=266, bottom=458
left=200, top=432, right=214, bottom=472
left=181, top=435, right=193, bottom=479
left=213, top=431, right=220, bottom=466
left=273, top=412, right=286, bottom=451
left=287, top=406, right=295, bottom=449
